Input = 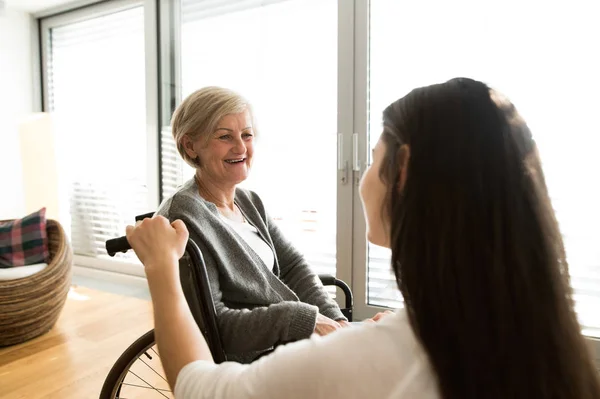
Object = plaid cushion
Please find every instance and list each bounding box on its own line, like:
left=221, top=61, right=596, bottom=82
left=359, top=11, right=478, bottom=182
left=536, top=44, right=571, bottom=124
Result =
left=0, top=208, right=49, bottom=268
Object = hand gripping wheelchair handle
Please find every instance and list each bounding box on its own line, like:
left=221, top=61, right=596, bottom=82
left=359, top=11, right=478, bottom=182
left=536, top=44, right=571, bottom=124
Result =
left=106, top=212, right=155, bottom=256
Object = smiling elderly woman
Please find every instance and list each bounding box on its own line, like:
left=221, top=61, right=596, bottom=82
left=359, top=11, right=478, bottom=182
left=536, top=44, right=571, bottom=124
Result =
left=156, top=86, right=348, bottom=363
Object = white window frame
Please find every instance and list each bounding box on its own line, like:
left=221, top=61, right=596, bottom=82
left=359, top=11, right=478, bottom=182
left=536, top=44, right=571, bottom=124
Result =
left=39, top=0, right=160, bottom=276
left=336, top=0, right=357, bottom=316
left=348, top=0, right=391, bottom=320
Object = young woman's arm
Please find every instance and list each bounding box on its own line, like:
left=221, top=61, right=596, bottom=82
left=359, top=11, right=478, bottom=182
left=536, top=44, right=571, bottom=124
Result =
left=126, top=216, right=214, bottom=389
left=150, top=275, right=213, bottom=389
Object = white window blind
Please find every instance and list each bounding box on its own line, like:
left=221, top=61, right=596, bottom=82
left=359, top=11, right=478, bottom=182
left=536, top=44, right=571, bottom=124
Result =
left=162, top=0, right=339, bottom=277
left=46, top=5, right=148, bottom=261
left=161, top=1, right=297, bottom=200
left=181, top=0, right=289, bottom=22
left=368, top=0, right=600, bottom=337
left=161, top=126, right=190, bottom=200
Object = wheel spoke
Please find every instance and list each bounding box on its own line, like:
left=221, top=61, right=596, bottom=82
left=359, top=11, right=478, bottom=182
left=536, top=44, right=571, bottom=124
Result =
left=122, top=370, right=170, bottom=398
left=138, top=356, right=169, bottom=384
left=121, top=382, right=170, bottom=392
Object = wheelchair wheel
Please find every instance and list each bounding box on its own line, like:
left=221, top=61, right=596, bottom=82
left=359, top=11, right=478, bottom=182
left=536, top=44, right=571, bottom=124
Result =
left=100, top=330, right=173, bottom=399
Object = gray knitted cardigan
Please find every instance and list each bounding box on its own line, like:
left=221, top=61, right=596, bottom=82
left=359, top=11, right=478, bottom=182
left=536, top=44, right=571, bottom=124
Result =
left=157, top=178, right=346, bottom=362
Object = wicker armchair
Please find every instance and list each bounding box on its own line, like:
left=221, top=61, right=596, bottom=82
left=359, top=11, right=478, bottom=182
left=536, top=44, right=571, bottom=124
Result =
left=0, top=219, right=73, bottom=346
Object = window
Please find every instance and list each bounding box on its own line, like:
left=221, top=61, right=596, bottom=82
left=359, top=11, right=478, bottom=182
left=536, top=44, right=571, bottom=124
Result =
left=161, top=0, right=340, bottom=277
left=41, top=1, right=152, bottom=265
left=39, top=0, right=599, bottom=338
left=368, top=0, right=600, bottom=335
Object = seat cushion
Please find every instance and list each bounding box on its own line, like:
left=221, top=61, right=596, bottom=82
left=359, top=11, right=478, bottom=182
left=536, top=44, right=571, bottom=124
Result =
left=0, top=263, right=48, bottom=280
left=0, top=208, right=49, bottom=268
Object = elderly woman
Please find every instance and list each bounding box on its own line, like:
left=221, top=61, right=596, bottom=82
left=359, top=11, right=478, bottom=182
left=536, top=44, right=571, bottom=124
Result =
left=156, top=86, right=348, bottom=363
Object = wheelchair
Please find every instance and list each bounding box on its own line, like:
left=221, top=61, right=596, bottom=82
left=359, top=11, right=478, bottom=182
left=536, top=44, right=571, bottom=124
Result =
left=99, top=213, right=353, bottom=399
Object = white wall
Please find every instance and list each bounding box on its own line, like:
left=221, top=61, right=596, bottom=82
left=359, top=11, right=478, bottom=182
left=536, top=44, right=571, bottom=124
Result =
left=0, top=9, right=34, bottom=220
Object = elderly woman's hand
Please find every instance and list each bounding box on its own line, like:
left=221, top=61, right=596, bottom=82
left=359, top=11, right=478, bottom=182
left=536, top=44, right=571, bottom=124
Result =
left=126, top=216, right=189, bottom=282
left=314, top=313, right=341, bottom=336
left=363, top=310, right=394, bottom=324
left=337, top=320, right=351, bottom=328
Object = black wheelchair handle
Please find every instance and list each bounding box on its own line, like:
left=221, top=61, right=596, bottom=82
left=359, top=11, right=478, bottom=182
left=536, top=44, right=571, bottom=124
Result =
left=106, top=212, right=155, bottom=257
left=135, top=212, right=155, bottom=221
left=106, top=236, right=131, bottom=256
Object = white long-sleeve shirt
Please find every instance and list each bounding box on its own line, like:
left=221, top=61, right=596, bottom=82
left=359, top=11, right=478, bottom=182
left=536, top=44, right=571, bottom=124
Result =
left=174, top=309, right=440, bottom=399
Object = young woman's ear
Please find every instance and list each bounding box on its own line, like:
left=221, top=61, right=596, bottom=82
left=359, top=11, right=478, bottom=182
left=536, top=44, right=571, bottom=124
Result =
left=398, top=144, right=411, bottom=192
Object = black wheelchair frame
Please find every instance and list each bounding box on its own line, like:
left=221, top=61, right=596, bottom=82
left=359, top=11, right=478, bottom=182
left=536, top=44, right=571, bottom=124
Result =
left=99, top=212, right=353, bottom=399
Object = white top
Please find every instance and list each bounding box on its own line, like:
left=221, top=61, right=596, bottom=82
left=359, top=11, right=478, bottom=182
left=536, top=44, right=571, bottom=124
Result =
left=175, top=309, right=440, bottom=399
left=220, top=214, right=275, bottom=269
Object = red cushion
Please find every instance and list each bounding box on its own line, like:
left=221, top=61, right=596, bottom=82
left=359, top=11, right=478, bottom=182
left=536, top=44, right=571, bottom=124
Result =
left=0, top=208, right=49, bottom=268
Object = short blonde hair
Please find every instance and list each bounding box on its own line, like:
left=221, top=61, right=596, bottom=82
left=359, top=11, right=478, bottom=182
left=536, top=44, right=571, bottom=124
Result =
left=171, top=86, right=255, bottom=168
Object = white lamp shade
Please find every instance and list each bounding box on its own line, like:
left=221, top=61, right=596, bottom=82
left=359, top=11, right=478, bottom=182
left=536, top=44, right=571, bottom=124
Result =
left=18, top=112, right=61, bottom=221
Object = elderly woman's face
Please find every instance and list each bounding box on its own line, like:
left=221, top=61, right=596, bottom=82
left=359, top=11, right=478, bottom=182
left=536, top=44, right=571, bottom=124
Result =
left=195, top=110, right=254, bottom=186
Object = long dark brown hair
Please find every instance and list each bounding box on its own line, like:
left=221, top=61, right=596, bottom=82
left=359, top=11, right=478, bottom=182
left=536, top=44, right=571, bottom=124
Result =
left=380, top=78, right=600, bottom=398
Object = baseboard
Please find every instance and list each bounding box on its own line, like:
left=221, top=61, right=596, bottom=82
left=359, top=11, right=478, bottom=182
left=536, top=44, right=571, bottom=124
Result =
left=72, top=265, right=150, bottom=300
left=73, top=255, right=146, bottom=277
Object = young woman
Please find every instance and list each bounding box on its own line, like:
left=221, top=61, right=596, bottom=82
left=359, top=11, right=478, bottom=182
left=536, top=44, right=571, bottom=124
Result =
left=126, top=77, right=600, bottom=398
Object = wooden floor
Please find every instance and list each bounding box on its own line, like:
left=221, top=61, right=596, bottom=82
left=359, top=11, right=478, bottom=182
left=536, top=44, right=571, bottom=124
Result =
left=0, top=285, right=157, bottom=399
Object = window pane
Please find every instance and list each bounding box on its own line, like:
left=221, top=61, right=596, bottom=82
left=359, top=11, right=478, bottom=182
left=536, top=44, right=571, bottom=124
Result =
left=368, top=0, right=600, bottom=336
left=48, top=6, right=147, bottom=260
left=171, top=0, right=338, bottom=276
